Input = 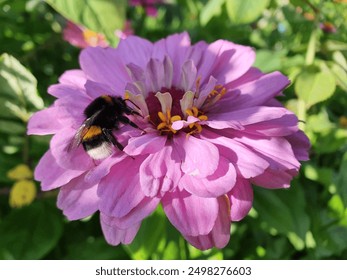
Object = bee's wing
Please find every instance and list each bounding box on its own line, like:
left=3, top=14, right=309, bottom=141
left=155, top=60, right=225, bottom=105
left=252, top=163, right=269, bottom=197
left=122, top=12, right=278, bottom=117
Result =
left=67, top=110, right=102, bottom=151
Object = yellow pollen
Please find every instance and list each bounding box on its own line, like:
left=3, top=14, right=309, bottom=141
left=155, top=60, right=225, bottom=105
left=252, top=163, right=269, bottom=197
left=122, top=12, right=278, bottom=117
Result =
left=158, top=111, right=167, bottom=122
left=185, top=109, right=193, bottom=116
left=82, top=29, right=101, bottom=46
left=156, top=109, right=179, bottom=134
left=205, top=85, right=227, bottom=107
left=183, top=106, right=209, bottom=135
left=192, top=107, right=199, bottom=117
left=157, top=122, right=167, bottom=130
left=195, top=76, right=202, bottom=96
left=196, top=124, right=202, bottom=133
left=171, top=115, right=182, bottom=122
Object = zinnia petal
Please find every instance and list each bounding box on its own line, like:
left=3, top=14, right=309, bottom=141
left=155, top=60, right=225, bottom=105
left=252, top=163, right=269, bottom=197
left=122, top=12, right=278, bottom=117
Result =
left=139, top=145, right=181, bottom=197
left=57, top=175, right=99, bottom=220
left=162, top=189, right=219, bottom=236
left=34, top=151, right=84, bottom=191
left=174, top=134, right=219, bottom=178
left=101, top=213, right=141, bottom=245
left=228, top=178, right=253, bottom=221
left=180, top=156, right=236, bottom=198
left=184, top=196, right=231, bottom=250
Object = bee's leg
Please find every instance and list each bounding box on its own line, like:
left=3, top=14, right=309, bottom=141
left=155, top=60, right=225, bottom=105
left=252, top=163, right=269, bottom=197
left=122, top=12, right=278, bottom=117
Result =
left=124, top=99, right=142, bottom=116
left=102, top=128, right=124, bottom=151
left=119, top=116, right=147, bottom=135
left=119, top=115, right=143, bottom=130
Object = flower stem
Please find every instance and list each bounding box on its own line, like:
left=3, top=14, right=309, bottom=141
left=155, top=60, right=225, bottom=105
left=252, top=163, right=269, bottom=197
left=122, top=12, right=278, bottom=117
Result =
left=305, top=29, right=317, bottom=66
left=297, top=99, right=307, bottom=131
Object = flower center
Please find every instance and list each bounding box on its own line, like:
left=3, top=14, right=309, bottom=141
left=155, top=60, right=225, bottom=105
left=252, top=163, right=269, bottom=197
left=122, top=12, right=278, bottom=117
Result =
left=146, top=87, right=185, bottom=125
left=143, top=82, right=224, bottom=136
left=124, top=58, right=226, bottom=137
left=83, top=29, right=105, bottom=46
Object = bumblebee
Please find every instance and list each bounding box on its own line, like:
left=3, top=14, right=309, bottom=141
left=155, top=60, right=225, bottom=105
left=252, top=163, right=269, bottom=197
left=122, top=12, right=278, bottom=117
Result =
left=69, top=95, right=141, bottom=160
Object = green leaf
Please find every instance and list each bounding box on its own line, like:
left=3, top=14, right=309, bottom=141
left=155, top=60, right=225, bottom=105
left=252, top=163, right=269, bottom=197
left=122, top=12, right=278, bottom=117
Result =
left=336, top=152, right=347, bottom=208
left=306, top=110, right=335, bottom=133
left=0, top=201, right=63, bottom=259
left=313, top=129, right=347, bottom=154
left=45, top=0, right=127, bottom=45
left=313, top=222, right=347, bottom=258
left=253, top=183, right=310, bottom=245
left=0, top=53, right=43, bottom=121
left=254, top=49, right=286, bottom=73
left=226, top=0, right=270, bottom=25
left=199, top=0, right=225, bottom=26
left=333, top=51, right=347, bottom=71
left=303, top=163, right=333, bottom=187
left=65, top=237, right=129, bottom=260
left=295, top=69, right=336, bottom=108
left=0, top=120, right=25, bottom=134
left=331, top=63, right=347, bottom=91
left=125, top=210, right=166, bottom=260
left=324, top=40, right=347, bottom=52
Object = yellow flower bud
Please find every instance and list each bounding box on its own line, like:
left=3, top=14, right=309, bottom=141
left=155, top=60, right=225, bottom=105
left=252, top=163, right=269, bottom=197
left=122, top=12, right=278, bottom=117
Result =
left=9, top=180, right=37, bottom=208
left=7, top=164, right=33, bottom=180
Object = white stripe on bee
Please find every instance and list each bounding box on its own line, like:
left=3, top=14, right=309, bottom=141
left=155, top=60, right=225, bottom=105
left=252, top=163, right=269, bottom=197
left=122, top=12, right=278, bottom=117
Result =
left=87, top=142, right=113, bottom=160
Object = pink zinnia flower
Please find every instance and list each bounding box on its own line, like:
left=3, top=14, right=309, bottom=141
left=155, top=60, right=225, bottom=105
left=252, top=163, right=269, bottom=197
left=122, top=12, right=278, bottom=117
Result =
left=63, top=21, right=109, bottom=48
left=130, top=0, right=162, bottom=17
left=28, top=33, right=310, bottom=250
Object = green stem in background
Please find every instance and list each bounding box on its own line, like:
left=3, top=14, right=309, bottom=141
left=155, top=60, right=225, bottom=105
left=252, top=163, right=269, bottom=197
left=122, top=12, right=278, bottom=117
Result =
left=305, top=29, right=317, bottom=66
left=23, top=133, right=30, bottom=166
left=301, top=0, right=320, bottom=15
left=297, top=99, right=307, bottom=131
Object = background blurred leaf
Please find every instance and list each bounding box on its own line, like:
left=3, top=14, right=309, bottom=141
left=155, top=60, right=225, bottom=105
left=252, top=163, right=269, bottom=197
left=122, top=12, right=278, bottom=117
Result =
left=336, top=152, right=347, bottom=208
left=0, top=120, right=25, bottom=134
left=0, top=201, right=63, bottom=259
left=0, top=53, right=43, bottom=121
left=45, top=0, right=126, bottom=45
left=295, top=69, right=336, bottom=108
left=65, top=237, right=128, bottom=260
left=253, top=182, right=310, bottom=250
left=254, top=49, right=286, bottom=73
left=125, top=210, right=167, bottom=260
left=226, top=0, right=270, bottom=25
left=199, top=0, right=225, bottom=26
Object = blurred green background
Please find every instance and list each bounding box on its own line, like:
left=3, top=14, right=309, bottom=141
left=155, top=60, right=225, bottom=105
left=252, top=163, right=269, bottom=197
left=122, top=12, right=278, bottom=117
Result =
left=0, top=0, right=347, bottom=260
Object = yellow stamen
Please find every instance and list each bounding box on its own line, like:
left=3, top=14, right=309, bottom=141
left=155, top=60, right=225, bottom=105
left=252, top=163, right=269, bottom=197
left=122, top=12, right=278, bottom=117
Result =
left=192, top=106, right=199, bottom=117
left=157, top=122, right=167, bottom=130
left=169, top=127, right=177, bottom=134
left=195, top=76, right=201, bottom=96
left=158, top=111, right=167, bottom=122
left=209, top=89, right=219, bottom=96
left=185, top=109, right=193, bottom=116
left=171, top=115, right=182, bottom=122
left=156, top=110, right=178, bottom=134
left=198, top=115, right=208, bottom=121
left=195, top=124, right=202, bottom=133
left=204, top=85, right=227, bottom=108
